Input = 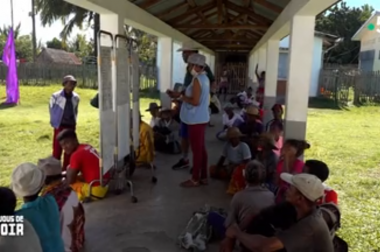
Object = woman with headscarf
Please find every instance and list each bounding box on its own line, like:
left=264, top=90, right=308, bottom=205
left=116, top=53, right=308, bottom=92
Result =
left=11, top=162, right=64, bottom=252
left=167, top=53, right=211, bottom=187
left=216, top=103, right=244, bottom=141
left=0, top=187, right=43, bottom=252
left=38, top=156, right=85, bottom=252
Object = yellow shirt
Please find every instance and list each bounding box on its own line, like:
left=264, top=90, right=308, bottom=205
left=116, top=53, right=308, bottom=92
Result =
left=136, top=121, right=154, bottom=164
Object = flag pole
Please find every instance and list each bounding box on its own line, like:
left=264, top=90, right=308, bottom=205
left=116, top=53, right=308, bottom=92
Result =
left=10, top=0, right=14, bottom=31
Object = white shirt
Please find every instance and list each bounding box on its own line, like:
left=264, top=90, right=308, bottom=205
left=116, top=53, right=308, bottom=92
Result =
left=150, top=117, right=160, bottom=128
left=222, top=113, right=244, bottom=127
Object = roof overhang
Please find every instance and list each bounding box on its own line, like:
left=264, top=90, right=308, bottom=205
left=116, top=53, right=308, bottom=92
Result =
left=352, top=11, right=380, bottom=41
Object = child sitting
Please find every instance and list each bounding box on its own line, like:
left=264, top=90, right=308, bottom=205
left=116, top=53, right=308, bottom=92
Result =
left=153, top=108, right=181, bottom=154
left=216, top=103, right=244, bottom=140
left=210, top=127, right=251, bottom=180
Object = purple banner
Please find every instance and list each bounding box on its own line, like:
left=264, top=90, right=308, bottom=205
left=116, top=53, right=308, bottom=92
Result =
left=2, top=28, right=19, bottom=104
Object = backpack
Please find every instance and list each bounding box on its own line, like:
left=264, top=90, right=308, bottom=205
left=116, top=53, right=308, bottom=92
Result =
left=320, top=203, right=349, bottom=252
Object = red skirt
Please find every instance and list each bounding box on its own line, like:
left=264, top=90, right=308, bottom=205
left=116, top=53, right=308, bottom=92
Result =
left=227, top=163, right=247, bottom=195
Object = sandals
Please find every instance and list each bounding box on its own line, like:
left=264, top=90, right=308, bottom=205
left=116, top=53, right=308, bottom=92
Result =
left=180, top=179, right=200, bottom=188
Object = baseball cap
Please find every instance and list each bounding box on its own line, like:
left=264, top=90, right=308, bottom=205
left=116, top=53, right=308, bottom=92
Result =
left=280, top=173, right=324, bottom=202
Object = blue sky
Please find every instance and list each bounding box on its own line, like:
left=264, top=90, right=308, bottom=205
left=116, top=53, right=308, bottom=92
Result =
left=0, top=0, right=379, bottom=44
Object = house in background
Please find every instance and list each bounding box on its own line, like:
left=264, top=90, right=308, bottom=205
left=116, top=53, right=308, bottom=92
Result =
left=277, top=31, right=339, bottom=97
left=36, top=48, right=82, bottom=65
left=351, top=11, right=380, bottom=72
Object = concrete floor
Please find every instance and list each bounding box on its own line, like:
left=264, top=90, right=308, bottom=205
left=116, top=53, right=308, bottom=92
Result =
left=83, top=115, right=231, bottom=252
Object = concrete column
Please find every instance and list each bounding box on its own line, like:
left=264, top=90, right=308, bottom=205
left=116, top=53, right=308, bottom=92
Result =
left=157, top=37, right=173, bottom=108
left=252, top=51, right=259, bottom=83
left=209, top=55, right=215, bottom=73
left=258, top=47, right=267, bottom=74
left=263, top=39, right=280, bottom=125
left=284, top=15, right=315, bottom=140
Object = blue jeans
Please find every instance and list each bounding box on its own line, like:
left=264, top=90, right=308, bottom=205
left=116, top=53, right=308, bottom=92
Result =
left=179, top=122, right=188, bottom=138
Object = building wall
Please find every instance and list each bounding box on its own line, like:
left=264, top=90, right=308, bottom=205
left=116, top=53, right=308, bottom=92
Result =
left=277, top=36, right=323, bottom=97
left=359, top=23, right=380, bottom=71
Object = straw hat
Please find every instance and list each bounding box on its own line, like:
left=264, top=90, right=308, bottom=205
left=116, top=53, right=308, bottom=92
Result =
left=176, top=41, right=200, bottom=52
left=187, top=53, right=206, bottom=67
left=62, top=75, right=77, bottom=84
left=37, top=156, right=62, bottom=176
left=11, top=163, right=46, bottom=197
left=226, top=127, right=245, bottom=139
left=246, top=106, right=260, bottom=116
left=145, top=102, right=162, bottom=112
left=223, top=102, right=234, bottom=110
left=258, top=133, right=278, bottom=150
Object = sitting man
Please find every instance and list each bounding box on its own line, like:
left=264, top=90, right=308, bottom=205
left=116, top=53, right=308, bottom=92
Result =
left=146, top=102, right=161, bottom=128
left=57, top=129, right=110, bottom=201
left=303, top=160, right=338, bottom=205
left=239, top=106, right=263, bottom=154
left=153, top=107, right=181, bottom=154
left=0, top=187, right=43, bottom=252
left=224, top=173, right=334, bottom=252
left=210, top=127, right=251, bottom=180
left=216, top=103, right=244, bottom=140
left=11, top=163, right=65, bottom=252
left=209, top=161, right=274, bottom=239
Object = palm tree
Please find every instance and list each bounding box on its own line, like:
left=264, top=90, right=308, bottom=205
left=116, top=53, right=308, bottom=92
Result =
left=0, top=23, right=21, bottom=39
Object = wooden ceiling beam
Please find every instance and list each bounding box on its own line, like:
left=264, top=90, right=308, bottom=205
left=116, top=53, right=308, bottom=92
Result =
left=177, top=24, right=267, bottom=29
left=167, top=1, right=215, bottom=24
left=254, top=0, right=282, bottom=14
left=217, top=0, right=223, bottom=24
left=224, top=1, right=272, bottom=25
left=138, top=0, right=161, bottom=9
left=156, top=2, right=188, bottom=19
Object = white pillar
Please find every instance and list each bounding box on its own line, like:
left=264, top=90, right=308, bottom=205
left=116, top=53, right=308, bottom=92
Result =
left=209, top=55, right=215, bottom=73
left=258, top=47, right=267, bottom=73
left=284, top=15, right=315, bottom=140
left=252, top=51, right=259, bottom=83
left=263, top=39, right=280, bottom=125
left=157, top=37, right=173, bottom=108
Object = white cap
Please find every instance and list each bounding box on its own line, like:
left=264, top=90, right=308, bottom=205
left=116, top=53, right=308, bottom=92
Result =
left=11, top=163, right=46, bottom=197
left=280, top=173, right=324, bottom=202
left=187, top=53, right=206, bottom=67
left=62, top=75, right=77, bottom=84
left=176, top=41, right=200, bottom=52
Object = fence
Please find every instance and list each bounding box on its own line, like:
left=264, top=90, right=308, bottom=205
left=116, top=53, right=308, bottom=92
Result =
left=319, top=69, right=380, bottom=105
left=0, top=63, right=158, bottom=91
left=215, top=62, right=247, bottom=94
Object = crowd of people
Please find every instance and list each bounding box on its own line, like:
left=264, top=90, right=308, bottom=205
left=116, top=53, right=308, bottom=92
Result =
left=0, top=41, right=345, bottom=252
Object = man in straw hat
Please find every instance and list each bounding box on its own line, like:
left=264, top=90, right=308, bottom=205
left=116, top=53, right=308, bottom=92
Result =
left=224, top=173, right=334, bottom=252
left=50, top=75, right=80, bottom=171
left=11, top=162, right=65, bottom=252
left=153, top=107, right=181, bottom=154
left=38, top=156, right=85, bottom=252
left=145, top=102, right=162, bottom=128
left=210, top=127, right=251, bottom=180
left=169, top=41, right=216, bottom=170
left=239, top=105, right=263, bottom=138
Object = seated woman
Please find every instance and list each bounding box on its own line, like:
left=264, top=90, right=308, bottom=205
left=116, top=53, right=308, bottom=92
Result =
left=210, top=127, right=251, bottom=180
left=153, top=107, right=181, bottom=154
left=303, top=159, right=338, bottom=205
left=0, top=187, right=43, bottom=252
left=238, top=106, right=263, bottom=156
left=228, top=133, right=278, bottom=195
left=208, top=161, right=274, bottom=239
left=216, top=103, right=244, bottom=140
left=265, top=104, right=284, bottom=131
left=268, top=120, right=284, bottom=157
left=57, top=129, right=110, bottom=201
left=146, top=102, right=161, bottom=128
left=38, top=156, right=85, bottom=252
left=275, top=139, right=310, bottom=203
left=11, top=162, right=65, bottom=252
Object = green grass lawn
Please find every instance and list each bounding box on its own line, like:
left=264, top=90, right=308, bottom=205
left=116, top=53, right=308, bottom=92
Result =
left=1, top=85, right=379, bottom=251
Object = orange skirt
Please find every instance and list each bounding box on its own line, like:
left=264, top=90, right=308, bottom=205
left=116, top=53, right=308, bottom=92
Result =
left=227, top=163, right=247, bottom=195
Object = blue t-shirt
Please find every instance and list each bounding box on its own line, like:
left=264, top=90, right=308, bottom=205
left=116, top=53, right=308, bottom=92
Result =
left=17, top=195, right=64, bottom=252
left=222, top=142, right=251, bottom=164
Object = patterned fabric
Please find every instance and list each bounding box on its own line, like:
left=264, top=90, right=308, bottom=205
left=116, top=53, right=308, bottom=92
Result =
left=227, top=163, right=247, bottom=195
left=41, top=181, right=85, bottom=252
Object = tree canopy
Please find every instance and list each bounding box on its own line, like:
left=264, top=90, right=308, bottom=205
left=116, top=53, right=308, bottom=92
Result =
left=316, top=2, right=374, bottom=64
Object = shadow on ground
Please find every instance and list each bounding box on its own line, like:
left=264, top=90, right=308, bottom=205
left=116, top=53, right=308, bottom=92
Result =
left=0, top=102, right=17, bottom=110
left=308, top=97, right=349, bottom=111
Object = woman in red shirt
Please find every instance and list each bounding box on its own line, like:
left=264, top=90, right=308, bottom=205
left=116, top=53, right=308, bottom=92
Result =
left=303, top=159, right=338, bottom=205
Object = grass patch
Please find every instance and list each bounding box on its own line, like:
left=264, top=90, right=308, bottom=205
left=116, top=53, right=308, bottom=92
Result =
left=0, top=86, right=379, bottom=251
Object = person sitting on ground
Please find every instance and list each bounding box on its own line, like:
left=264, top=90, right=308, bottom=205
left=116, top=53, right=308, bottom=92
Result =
left=303, top=159, right=338, bottom=205
left=228, top=133, right=278, bottom=195
left=224, top=173, right=334, bottom=252
left=146, top=102, right=161, bottom=128
left=0, top=187, right=43, bottom=252
left=266, top=104, right=284, bottom=131
left=153, top=107, right=181, bottom=154
left=57, top=129, right=110, bottom=202
left=268, top=120, right=284, bottom=157
left=238, top=106, right=263, bottom=154
left=209, top=161, right=274, bottom=240
left=275, top=139, right=310, bottom=203
left=216, top=103, right=244, bottom=140
left=210, top=127, right=251, bottom=180
left=11, top=163, right=65, bottom=252
left=135, top=111, right=155, bottom=166
left=38, top=156, right=85, bottom=252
